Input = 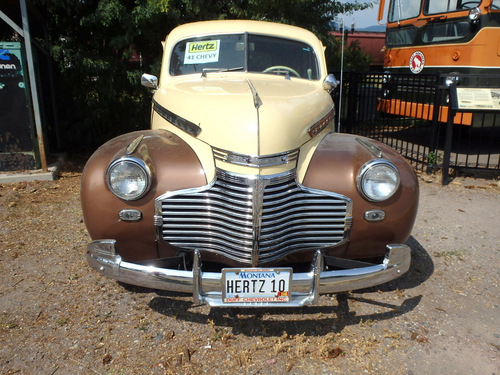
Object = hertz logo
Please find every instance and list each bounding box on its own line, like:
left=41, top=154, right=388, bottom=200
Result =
left=188, top=41, right=218, bottom=53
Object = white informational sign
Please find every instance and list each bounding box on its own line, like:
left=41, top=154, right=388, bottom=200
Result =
left=456, top=88, right=500, bottom=110
left=184, top=40, right=220, bottom=65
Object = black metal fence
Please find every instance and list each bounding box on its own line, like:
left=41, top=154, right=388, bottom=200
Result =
left=334, top=71, right=500, bottom=184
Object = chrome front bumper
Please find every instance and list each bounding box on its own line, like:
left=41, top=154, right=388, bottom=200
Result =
left=87, top=240, right=411, bottom=307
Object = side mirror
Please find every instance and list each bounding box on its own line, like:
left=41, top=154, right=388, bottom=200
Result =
left=323, top=74, right=339, bottom=94
left=141, top=73, right=158, bottom=89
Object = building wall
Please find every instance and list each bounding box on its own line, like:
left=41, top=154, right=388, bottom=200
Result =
left=331, top=31, right=386, bottom=69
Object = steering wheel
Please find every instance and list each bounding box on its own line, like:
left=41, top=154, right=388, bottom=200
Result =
left=262, top=65, right=301, bottom=78
left=460, top=1, right=480, bottom=8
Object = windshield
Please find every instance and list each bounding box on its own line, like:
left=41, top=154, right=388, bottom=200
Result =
left=386, top=0, right=491, bottom=46
left=388, top=0, right=492, bottom=22
left=388, top=0, right=421, bottom=22
left=170, top=33, right=320, bottom=80
left=424, top=0, right=486, bottom=14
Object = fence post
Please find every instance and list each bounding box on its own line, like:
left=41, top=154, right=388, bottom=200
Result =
left=427, top=75, right=441, bottom=174
left=347, top=72, right=357, bottom=134
left=442, top=84, right=458, bottom=185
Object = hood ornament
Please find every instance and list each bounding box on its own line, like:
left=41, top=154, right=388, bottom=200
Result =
left=246, top=79, right=263, bottom=109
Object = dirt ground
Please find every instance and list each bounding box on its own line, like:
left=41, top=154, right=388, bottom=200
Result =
left=0, top=159, right=499, bottom=375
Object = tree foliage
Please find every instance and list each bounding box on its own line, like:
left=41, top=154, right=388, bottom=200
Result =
left=28, top=0, right=373, bottom=149
left=325, top=34, right=372, bottom=72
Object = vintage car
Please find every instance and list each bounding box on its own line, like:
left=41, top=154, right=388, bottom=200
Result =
left=81, top=20, right=419, bottom=307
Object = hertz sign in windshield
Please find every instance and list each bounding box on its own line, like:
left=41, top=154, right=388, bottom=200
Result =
left=184, top=40, right=220, bottom=64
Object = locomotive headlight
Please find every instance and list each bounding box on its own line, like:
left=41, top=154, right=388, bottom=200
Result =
left=468, top=7, right=481, bottom=22
left=106, top=157, right=151, bottom=200
left=445, top=73, right=460, bottom=87
left=357, top=160, right=400, bottom=202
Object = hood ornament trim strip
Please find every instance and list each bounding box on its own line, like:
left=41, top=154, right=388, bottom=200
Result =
left=247, top=79, right=263, bottom=109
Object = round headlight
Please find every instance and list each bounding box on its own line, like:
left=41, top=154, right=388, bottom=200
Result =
left=357, top=160, right=400, bottom=202
left=468, top=7, right=481, bottom=21
left=106, top=157, right=151, bottom=200
left=445, top=73, right=460, bottom=87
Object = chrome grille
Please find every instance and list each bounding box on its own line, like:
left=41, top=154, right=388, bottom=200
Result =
left=155, top=170, right=351, bottom=265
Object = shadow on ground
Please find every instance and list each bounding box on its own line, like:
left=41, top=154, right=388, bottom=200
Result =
left=140, top=236, right=433, bottom=337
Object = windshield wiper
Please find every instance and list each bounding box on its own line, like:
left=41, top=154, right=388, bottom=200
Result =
left=201, top=67, right=244, bottom=77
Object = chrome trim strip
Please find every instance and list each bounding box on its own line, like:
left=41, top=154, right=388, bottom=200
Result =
left=153, top=99, right=201, bottom=137
left=247, top=79, right=263, bottom=109
left=87, top=241, right=411, bottom=307
left=213, top=147, right=299, bottom=167
left=251, top=177, right=265, bottom=266
left=126, top=135, right=144, bottom=155
left=307, top=107, right=335, bottom=138
left=356, top=137, right=383, bottom=158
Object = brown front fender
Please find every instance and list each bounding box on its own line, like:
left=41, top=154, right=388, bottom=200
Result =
left=303, top=133, right=419, bottom=259
left=81, top=129, right=207, bottom=262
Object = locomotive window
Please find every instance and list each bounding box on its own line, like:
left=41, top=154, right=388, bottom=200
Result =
left=422, top=21, right=470, bottom=43
left=424, top=0, right=485, bottom=14
left=388, top=0, right=421, bottom=22
left=386, top=27, right=418, bottom=46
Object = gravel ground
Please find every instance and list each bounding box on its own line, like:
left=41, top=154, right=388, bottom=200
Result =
left=0, top=160, right=499, bottom=375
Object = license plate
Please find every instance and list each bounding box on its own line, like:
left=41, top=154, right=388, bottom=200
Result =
left=222, top=268, right=292, bottom=303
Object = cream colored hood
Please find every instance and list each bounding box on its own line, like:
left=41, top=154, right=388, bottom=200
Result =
left=153, top=75, right=333, bottom=156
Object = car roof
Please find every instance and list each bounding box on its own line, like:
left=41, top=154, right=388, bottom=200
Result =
left=165, top=20, right=322, bottom=48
